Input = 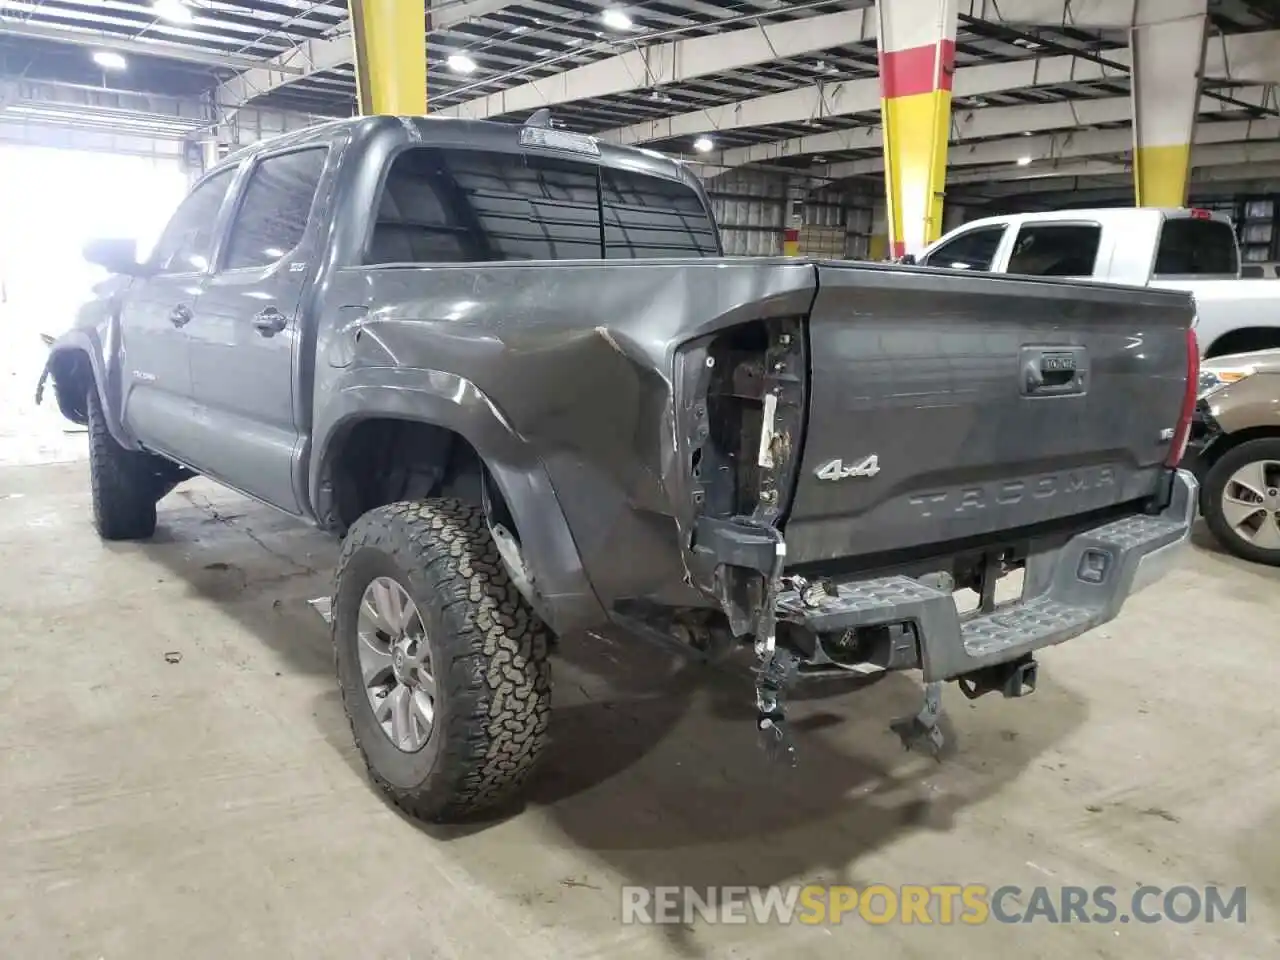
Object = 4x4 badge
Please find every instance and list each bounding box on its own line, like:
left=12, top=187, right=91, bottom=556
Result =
left=815, top=455, right=881, bottom=481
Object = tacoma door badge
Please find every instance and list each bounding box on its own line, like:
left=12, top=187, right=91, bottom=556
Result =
left=815, top=455, right=881, bottom=481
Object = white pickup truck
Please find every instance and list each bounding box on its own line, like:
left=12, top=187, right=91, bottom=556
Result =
left=917, top=208, right=1279, bottom=358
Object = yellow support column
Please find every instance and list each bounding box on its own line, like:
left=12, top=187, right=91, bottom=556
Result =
left=1130, top=0, right=1207, bottom=207
left=876, top=0, right=958, bottom=259
left=350, top=0, right=428, bottom=116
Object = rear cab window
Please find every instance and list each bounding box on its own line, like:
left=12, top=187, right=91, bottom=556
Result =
left=1153, top=216, right=1239, bottom=278
left=366, top=146, right=718, bottom=264
left=1006, top=223, right=1101, bottom=277
left=600, top=166, right=719, bottom=258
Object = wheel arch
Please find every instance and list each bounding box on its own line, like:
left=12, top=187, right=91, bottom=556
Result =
left=1198, top=425, right=1280, bottom=475
left=1203, top=327, right=1280, bottom=360
left=40, top=327, right=134, bottom=447
left=310, top=372, right=606, bottom=636
left=44, top=345, right=96, bottom=425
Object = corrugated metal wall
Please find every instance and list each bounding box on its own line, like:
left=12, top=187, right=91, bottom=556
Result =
left=705, top=170, right=878, bottom=258
left=706, top=170, right=786, bottom=256
left=804, top=185, right=875, bottom=258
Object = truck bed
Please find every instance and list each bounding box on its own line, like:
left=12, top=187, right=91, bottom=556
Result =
left=320, top=257, right=1195, bottom=616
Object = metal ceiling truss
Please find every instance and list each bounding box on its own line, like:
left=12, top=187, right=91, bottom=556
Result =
left=1, top=0, right=1279, bottom=190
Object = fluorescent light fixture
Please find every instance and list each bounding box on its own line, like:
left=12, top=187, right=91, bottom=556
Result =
left=153, top=0, right=193, bottom=24
left=1016, top=155, right=1033, bottom=166
left=602, top=8, right=632, bottom=30
left=92, top=50, right=127, bottom=70
left=447, top=53, right=477, bottom=74
left=694, top=136, right=713, bottom=153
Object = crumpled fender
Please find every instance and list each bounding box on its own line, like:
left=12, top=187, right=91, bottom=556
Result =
left=310, top=364, right=607, bottom=636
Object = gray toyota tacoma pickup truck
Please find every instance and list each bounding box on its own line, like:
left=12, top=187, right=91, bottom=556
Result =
left=39, top=115, right=1199, bottom=822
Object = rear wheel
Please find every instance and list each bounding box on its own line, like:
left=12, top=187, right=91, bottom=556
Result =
left=1202, top=438, right=1280, bottom=566
left=332, top=498, right=552, bottom=822
left=87, top=387, right=160, bottom=541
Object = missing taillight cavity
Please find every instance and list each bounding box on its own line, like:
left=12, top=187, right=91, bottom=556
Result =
left=1166, top=326, right=1200, bottom=467
left=686, top=319, right=806, bottom=523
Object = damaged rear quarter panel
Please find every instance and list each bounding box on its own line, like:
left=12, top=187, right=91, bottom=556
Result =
left=324, top=258, right=816, bottom=610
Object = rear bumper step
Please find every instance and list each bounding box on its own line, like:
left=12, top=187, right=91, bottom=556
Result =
left=776, top=469, right=1197, bottom=682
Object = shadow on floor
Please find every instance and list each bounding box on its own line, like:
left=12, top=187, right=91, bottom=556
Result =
left=133, top=486, right=1089, bottom=958
left=120, top=487, right=339, bottom=684
left=505, top=628, right=1083, bottom=956
left=555, top=641, right=1073, bottom=836
left=1191, top=519, right=1280, bottom=577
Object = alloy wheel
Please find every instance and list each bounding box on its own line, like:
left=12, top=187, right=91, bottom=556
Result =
left=356, top=576, right=436, bottom=752
left=1220, top=459, right=1280, bottom=551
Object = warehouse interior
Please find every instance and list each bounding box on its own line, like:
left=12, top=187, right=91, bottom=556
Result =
left=2, top=1, right=1280, bottom=958
left=7, top=0, right=1280, bottom=261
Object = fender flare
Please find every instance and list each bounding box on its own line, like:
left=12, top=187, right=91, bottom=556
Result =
left=41, top=327, right=137, bottom=449
left=310, top=366, right=607, bottom=636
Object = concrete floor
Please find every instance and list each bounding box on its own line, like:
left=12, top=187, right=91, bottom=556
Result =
left=2, top=345, right=1278, bottom=958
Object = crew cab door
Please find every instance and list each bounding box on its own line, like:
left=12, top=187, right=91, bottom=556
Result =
left=119, top=166, right=236, bottom=463
left=183, top=145, right=330, bottom=514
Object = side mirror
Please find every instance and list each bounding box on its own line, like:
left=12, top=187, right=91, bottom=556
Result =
left=898, top=253, right=918, bottom=266
left=83, top=238, right=147, bottom=276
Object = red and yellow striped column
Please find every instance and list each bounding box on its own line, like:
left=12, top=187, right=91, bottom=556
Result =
left=1129, top=1, right=1208, bottom=207
left=783, top=227, right=800, bottom=257
left=876, top=0, right=958, bottom=259
left=350, top=0, right=427, bottom=116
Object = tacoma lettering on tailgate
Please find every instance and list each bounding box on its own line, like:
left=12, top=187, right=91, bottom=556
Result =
left=909, top=467, right=1117, bottom=517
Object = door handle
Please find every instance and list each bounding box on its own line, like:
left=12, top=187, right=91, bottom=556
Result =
left=169, top=304, right=193, bottom=328
left=252, top=307, right=288, bottom=337
left=1019, top=346, right=1086, bottom=397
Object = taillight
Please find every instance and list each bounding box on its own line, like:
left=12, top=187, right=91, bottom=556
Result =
left=1166, top=326, right=1200, bottom=467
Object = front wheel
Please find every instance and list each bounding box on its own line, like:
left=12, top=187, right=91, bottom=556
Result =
left=1201, top=438, right=1280, bottom=566
left=87, top=386, right=159, bottom=541
left=332, top=498, right=553, bottom=822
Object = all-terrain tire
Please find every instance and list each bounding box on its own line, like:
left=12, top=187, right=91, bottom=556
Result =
left=86, top=386, right=159, bottom=541
left=1202, top=437, right=1280, bottom=566
left=332, top=498, right=553, bottom=822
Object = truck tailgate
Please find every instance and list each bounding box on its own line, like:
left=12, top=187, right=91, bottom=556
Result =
left=784, top=264, right=1193, bottom=566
